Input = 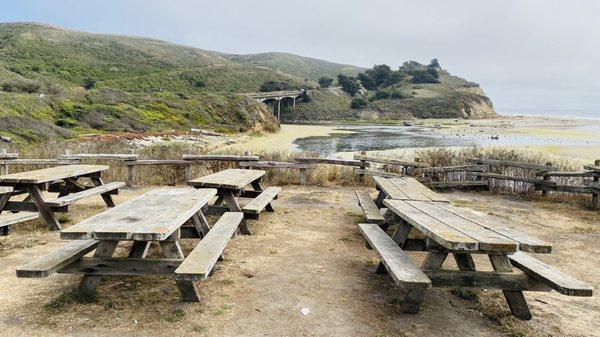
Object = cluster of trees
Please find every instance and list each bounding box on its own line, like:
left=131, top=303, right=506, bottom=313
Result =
left=259, top=80, right=292, bottom=92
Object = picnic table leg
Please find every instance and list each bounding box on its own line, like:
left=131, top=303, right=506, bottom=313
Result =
left=374, top=190, right=386, bottom=208
left=453, top=253, right=476, bottom=271
left=488, top=254, right=532, bottom=320
left=60, top=178, right=86, bottom=197
left=192, top=211, right=211, bottom=237
left=400, top=251, right=448, bottom=314
left=128, top=241, right=151, bottom=258
left=78, top=240, right=119, bottom=295
left=0, top=194, right=9, bottom=235
left=221, top=190, right=251, bottom=235
left=90, top=176, right=115, bottom=207
left=251, top=179, right=274, bottom=212
left=214, top=195, right=225, bottom=206
left=160, top=240, right=201, bottom=302
left=25, top=185, right=61, bottom=231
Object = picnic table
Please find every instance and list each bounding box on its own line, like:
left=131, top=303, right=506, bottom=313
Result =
left=188, top=169, right=281, bottom=235
left=373, top=176, right=449, bottom=205
left=17, top=188, right=244, bottom=302
left=0, top=165, right=124, bottom=231
left=359, top=199, right=593, bottom=319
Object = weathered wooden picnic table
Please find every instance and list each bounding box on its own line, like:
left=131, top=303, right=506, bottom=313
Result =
left=373, top=176, right=449, bottom=205
left=0, top=165, right=124, bottom=231
left=360, top=199, right=593, bottom=319
left=17, top=188, right=244, bottom=302
left=188, top=169, right=281, bottom=235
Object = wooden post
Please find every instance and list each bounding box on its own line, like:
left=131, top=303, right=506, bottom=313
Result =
left=126, top=165, right=134, bottom=187
left=184, top=165, right=191, bottom=182
left=593, top=159, right=600, bottom=209
left=541, top=161, right=552, bottom=196
left=358, top=151, right=366, bottom=182
left=0, top=149, right=8, bottom=175
left=299, top=168, right=307, bottom=186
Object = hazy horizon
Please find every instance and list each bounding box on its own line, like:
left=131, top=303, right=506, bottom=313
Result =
left=2, top=0, right=599, bottom=115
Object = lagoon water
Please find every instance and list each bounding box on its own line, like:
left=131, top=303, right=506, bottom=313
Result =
left=292, top=124, right=600, bottom=156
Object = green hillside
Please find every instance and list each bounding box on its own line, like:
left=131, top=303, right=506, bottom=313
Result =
left=0, top=23, right=310, bottom=142
left=222, top=52, right=364, bottom=81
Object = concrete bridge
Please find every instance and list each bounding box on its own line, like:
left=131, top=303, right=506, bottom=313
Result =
left=243, top=90, right=305, bottom=120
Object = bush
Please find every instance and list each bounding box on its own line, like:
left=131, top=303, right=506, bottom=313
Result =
left=301, top=91, right=311, bottom=102
left=350, top=97, right=368, bottom=109
left=259, top=81, right=291, bottom=92
left=318, top=77, right=333, bottom=88
left=337, top=74, right=359, bottom=96
left=83, top=77, right=96, bottom=90
left=390, top=91, right=407, bottom=99
left=369, top=91, right=390, bottom=102
left=410, top=70, right=440, bottom=84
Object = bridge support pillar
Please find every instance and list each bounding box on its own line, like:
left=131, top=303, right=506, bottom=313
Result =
left=277, top=98, right=281, bottom=120
left=292, top=97, right=296, bottom=107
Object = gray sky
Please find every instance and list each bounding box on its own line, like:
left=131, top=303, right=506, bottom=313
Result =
left=2, top=0, right=599, bottom=112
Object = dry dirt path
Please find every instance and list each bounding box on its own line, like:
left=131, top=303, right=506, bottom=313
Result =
left=0, top=187, right=597, bottom=336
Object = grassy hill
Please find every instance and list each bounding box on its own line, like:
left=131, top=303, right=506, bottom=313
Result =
left=0, top=23, right=311, bottom=142
left=221, top=52, right=364, bottom=81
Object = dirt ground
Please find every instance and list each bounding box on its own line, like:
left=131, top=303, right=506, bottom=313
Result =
left=0, top=187, right=598, bottom=337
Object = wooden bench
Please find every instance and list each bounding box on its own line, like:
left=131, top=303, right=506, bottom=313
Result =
left=16, top=239, right=99, bottom=278
left=242, top=186, right=281, bottom=219
left=175, top=212, right=243, bottom=281
left=44, top=181, right=125, bottom=208
left=509, top=252, right=593, bottom=296
left=359, top=223, right=432, bottom=313
left=355, top=190, right=385, bottom=225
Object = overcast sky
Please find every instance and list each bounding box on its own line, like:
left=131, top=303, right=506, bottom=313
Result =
left=2, top=0, right=599, bottom=113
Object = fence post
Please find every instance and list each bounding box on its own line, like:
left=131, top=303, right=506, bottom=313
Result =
left=299, top=168, right=307, bottom=186
left=126, top=164, right=135, bottom=187
left=593, top=159, right=600, bottom=209
left=184, top=165, right=191, bottom=182
left=541, top=161, right=552, bottom=196
left=358, top=151, right=366, bottom=183
left=0, top=149, right=8, bottom=175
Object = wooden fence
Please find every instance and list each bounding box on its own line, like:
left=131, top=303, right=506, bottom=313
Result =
left=0, top=150, right=598, bottom=208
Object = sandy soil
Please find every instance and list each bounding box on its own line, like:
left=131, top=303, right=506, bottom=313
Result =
left=0, top=187, right=598, bottom=337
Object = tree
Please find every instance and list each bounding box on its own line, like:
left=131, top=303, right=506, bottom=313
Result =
left=369, top=90, right=390, bottom=102
left=429, top=58, right=440, bottom=68
left=358, top=73, right=376, bottom=90
left=259, top=81, right=291, bottom=92
left=350, top=97, right=368, bottom=109
left=410, top=70, right=440, bottom=84
left=318, top=77, right=333, bottom=88
left=83, top=77, right=96, bottom=90
left=337, top=74, right=359, bottom=96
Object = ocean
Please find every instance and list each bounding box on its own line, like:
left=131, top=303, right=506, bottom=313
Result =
left=500, top=108, right=600, bottom=120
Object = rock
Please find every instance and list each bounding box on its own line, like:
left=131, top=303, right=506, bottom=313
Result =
left=403, top=121, right=412, bottom=126
left=0, top=136, right=12, bottom=143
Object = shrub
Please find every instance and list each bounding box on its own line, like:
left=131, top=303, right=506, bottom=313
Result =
left=337, top=74, right=359, bottom=96
left=259, top=81, right=290, bottom=92
left=350, top=97, right=368, bottom=109
left=369, top=91, right=390, bottom=102
left=318, top=77, right=333, bottom=88
left=390, top=91, right=407, bottom=99
left=83, top=77, right=96, bottom=90
left=301, top=91, right=311, bottom=102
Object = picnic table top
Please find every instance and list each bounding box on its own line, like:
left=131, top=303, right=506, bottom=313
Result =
left=374, top=176, right=449, bottom=202
left=61, top=188, right=217, bottom=241
left=0, top=165, right=109, bottom=184
left=188, top=168, right=266, bottom=190
left=384, top=199, right=551, bottom=253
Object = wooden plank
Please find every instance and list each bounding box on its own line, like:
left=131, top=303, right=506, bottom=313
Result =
left=583, top=180, right=600, bottom=189
left=60, top=153, right=138, bottom=161
left=59, top=257, right=182, bottom=275
left=354, top=154, right=426, bottom=167
left=388, top=177, right=430, bottom=201
left=470, top=158, right=554, bottom=171
left=384, top=199, right=479, bottom=251
left=0, top=165, right=107, bottom=184
left=44, top=182, right=125, bottom=207
left=469, top=172, right=556, bottom=186
left=509, top=252, right=593, bottom=296
left=0, top=159, right=81, bottom=165
left=424, top=180, right=489, bottom=188
left=0, top=153, right=18, bottom=159
left=425, top=270, right=549, bottom=291
left=583, top=164, right=600, bottom=172
left=407, top=201, right=517, bottom=252
left=175, top=212, right=243, bottom=281
left=242, top=187, right=281, bottom=214
left=541, top=171, right=597, bottom=178
left=354, top=169, right=404, bottom=178
left=295, top=157, right=369, bottom=167
left=416, top=165, right=486, bottom=173
left=355, top=190, right=385, bottom=224
left=61, top=188, right=217, bottom=241
left=373, top=176, right=409, bottom=199
left=182, top=154, right=260, bottom=162
left=489, top=254, right=532, bottom=320
left=188, top=169, right=265, bottom=190
left=391, top=177, right=449, bottom=202
left=239, top=161, right=314, bottom=169
left=16, top=239, right=98, bottom=278
left=359, top=223, right=431, bottom=289
left=553, top=185, right=594, bottom=194
left=0, top=211, right=39, bottom=227
left=435, top=203, right=551, bottom=253
left=124, top=160, right=192, bottom=166
left=0, top=186, right=13, bottom=195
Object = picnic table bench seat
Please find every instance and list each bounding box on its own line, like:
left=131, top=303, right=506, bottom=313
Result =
left=45, top=181, right=124, bottom=208
left=17, top=239, right=99, bottom=278
left=355, top=190, right=385, bottom=225
left=175, top=212, right=243, bottom=281
left=242, top=187, right=280, bottom=219
left=0, top=211, right=39, bottom=235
